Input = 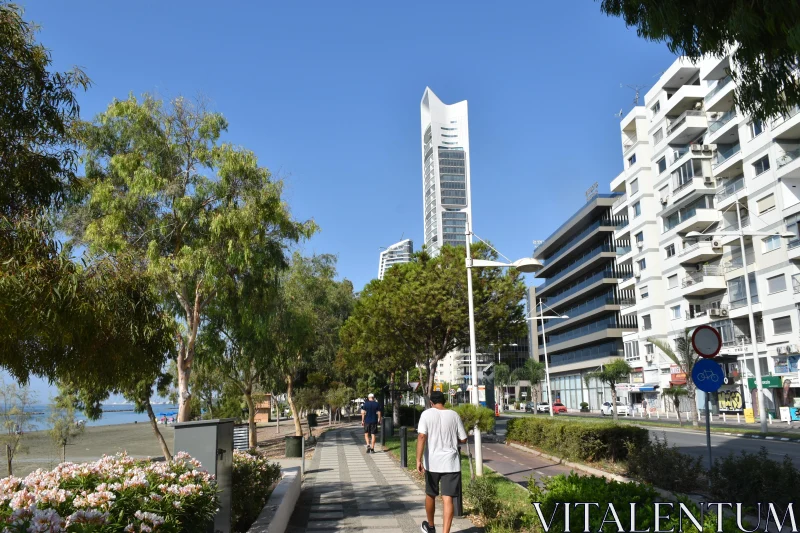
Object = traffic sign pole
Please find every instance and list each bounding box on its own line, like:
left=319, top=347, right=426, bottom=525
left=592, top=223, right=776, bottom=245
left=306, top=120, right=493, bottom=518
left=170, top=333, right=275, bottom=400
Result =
left=691, top=327, right=724, bottom=485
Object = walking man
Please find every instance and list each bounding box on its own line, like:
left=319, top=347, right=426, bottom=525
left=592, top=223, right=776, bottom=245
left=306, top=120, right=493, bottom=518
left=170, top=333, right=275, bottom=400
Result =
left=361, top=393, right=382, bottom=453
left=416, top=391, right=468, bottom=533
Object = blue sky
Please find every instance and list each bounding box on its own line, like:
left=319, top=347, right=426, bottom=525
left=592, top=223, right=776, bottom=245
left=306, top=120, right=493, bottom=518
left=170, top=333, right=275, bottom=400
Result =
left=20, top=1, right=678, bottom=401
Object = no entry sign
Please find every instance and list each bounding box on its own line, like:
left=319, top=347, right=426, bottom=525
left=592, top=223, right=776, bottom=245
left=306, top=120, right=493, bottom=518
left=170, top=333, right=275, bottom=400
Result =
left=692, top=325, right=722, bottom=359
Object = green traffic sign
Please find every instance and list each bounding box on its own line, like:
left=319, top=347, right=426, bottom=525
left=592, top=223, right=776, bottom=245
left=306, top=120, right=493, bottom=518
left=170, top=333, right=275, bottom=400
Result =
left=747, top=376, right=783, bottom=389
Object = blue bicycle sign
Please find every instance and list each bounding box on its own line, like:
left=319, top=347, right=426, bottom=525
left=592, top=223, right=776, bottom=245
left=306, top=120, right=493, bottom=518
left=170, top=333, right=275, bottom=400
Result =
left=692, top=358, right=725, bottom=393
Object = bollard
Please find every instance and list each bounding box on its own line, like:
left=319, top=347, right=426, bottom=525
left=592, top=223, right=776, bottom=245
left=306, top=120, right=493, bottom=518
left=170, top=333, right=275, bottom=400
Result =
left=769, top=414, right=773, bottom=425
left=737, top=413, right=741, bottom=423
left=657, top=411, right=660, bottom=419
left=710, top=413, right=713, bottom=423
left=301, top=436, right=306, bottom=477
left=722, top=413, right=726, bottom=423
left=380, top=419, right=386, bottom=448
left=648, top=411, right=651, bottom=419
left=453, top=447, right=463, bottom=517
left=400, top=427, right=408, bottom=468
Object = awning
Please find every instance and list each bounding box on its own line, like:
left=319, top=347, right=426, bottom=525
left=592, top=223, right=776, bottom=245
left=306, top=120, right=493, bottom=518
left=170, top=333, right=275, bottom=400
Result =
left=638, top=384, right=659, bottom=392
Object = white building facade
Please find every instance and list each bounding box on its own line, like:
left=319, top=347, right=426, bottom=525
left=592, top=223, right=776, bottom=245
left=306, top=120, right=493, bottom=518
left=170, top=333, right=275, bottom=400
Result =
left=611, top=54, right=800, bottom=418
left=378, top=239, right=413, bottom=280
left=420, top=87, right=473, bottom=253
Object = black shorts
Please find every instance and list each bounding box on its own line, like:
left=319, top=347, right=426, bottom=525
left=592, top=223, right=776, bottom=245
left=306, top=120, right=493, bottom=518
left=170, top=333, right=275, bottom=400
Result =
left=425, top=471, right=461, bottom=498
left=364, top=423, right=378, bottom=435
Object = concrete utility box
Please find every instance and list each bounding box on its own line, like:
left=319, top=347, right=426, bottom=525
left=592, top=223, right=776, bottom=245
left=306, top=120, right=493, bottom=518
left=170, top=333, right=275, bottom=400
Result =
left=174, top=419, right=234, bottom=533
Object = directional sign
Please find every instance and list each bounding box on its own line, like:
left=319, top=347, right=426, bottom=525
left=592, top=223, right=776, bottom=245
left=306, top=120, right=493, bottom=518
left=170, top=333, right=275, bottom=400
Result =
left=692, top=325, right=722, bottom=359
left=408, top=381, right=420, bottom=392
left=692, top=358, right=725, bottom=393
left=449, top=389, right=457, bottom=396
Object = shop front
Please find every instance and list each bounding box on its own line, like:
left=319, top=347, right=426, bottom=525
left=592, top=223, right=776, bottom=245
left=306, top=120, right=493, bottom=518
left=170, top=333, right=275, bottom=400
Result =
left=717, top=361, right=744, bottom=414
left=773, top=354, right=800, bottom=420
left=747, top=375, right=783, bottom=418
left=630, top=383, right=660, bottom=414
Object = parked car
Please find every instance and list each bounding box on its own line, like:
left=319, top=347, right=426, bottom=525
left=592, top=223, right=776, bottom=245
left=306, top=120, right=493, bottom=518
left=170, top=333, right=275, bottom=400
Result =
left=552, top=402, right=568, bottom=414
left=524, top=402, right=536, bottom=412
left=600, top=401, right=630, bottom=416
left=535, top=402, right=550, bottom=413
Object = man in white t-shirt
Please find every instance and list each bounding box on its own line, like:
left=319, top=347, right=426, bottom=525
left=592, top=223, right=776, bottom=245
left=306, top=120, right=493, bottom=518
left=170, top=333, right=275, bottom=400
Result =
left=416, top=391, right=468, bottom=533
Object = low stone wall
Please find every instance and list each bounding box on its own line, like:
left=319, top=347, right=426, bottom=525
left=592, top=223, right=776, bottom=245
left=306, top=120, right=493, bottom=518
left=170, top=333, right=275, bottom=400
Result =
left=247, top=466, right=302, bottom=533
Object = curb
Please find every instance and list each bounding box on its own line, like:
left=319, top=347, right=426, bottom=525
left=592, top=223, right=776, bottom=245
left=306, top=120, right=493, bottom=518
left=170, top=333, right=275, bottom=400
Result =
left=247, top=466, right=302, bottom=533
left=507, top=442, right=632, bottom=483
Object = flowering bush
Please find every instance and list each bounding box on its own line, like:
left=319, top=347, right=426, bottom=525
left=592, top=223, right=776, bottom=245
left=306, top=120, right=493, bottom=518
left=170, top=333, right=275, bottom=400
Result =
left=232, top=450, right=281, bottom=533
left=0, top=452, right=217, bottom=532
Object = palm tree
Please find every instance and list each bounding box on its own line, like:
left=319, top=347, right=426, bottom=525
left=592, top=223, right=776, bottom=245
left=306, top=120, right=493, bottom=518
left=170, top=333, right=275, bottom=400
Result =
left=510, top=359, right=546, bottom=405
left=661, top=386, right=689, bottom=426
left=586, top=359, right=632, bottom=421
left=494, top=363, right=511, bottom=411
left=648, top=329, right=700, bottom=427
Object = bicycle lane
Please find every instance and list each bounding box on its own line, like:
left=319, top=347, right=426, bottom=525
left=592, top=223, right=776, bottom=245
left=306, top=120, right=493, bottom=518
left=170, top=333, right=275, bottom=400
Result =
left=480, top=440, right=576, bottom=487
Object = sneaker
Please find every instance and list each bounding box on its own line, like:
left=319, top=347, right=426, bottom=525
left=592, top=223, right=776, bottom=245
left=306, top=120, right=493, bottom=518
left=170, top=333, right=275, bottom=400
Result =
left=421, top=521, right=436, bottom=533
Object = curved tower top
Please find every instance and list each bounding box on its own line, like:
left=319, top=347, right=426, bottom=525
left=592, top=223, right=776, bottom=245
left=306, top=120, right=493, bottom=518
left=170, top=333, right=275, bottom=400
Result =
left=420, top=87, right=472, bottom=253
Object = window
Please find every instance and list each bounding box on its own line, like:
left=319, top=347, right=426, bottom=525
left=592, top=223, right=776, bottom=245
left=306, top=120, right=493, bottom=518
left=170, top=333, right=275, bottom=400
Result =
left=637, top=258, right=647, bottom=271
left=753, top=155, right=770, bottom=176
left=657, top=157, right=667, bottom=174
left=630, top=178, right=639, bottom=194
left=642, top=315, right=652, bottom=330
left=624, top=341, right=640, bottom=361
left=764, top=234, right=781, bottom=252
left=773, top=316, right=792, bottom=335
left=767, top=274, right=787, bottom=293
left=750, top=121, right=764, bottom=138
left=665, top=244, right=676, bottom=258
left=653, top=129, right=664, bottom=145
left=757, top=193, right=775, bottom=214
left=633, top=201, right=641, bottom=217
left=635, top=232, right=644, bottom=243
left=651, top=101, right=661, bottom=116
left=671, top=305, right=681, bottom=319
left=645, top=344, right=654, bottom=355
left=668, top=274, right=678, bottom=289
left=640, top=285, right=649, bottom=299
left=628, top=154, right=637, bottom=167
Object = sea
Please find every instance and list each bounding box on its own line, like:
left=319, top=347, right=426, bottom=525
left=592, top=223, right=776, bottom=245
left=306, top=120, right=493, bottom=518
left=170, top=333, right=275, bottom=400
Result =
left=23, top=403, right=179, bottom=431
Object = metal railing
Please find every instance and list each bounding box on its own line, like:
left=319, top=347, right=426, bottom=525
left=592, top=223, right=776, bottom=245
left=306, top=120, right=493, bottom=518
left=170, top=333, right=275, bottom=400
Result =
left=789, top=239, right=800, bottom=250
left=540, top=244, right=617, bottom=289
left=536, top=292, right=618, bottom=333
left=678, top=241, right=720, bottom=257
left=667, top=110, right=705, bottom=135
left=722, top=216, right=750, bottom=233
left=716, top=175, right=745, bottom=202
left=623, top=137, right=637, bottom=153
left=543, top=268, right=630, bottom=307
left=708, top=110, right=736, bottom=133
left=705, top=76, right=733, bottom=101
left=673, top=178, right=695, bottom=195
left=682, top=266, right=725, bottom=288
left=730, top=295, right=760, bottom=309
left=672, top=145, right=690, bottom=164
left=611, top=194, right=627, bottom=211
left=616, top=245, right=632, bottom=255
left=542, top=217, right=627, bottom=266
left=713, top=143, right=741, bottom=168
left=794, top=274, right=800, bottom=294
left=778, top=147, right=800, bottom=168
left=772, top=105, right=800, bottom=128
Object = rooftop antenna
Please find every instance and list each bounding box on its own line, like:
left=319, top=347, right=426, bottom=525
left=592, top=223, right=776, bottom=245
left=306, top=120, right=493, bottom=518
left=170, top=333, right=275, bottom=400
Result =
left=620, top=83, right=647, bottom=105
left=613, top=109, right=623, bottom=118
left=532, top=240, right=544, bottom=255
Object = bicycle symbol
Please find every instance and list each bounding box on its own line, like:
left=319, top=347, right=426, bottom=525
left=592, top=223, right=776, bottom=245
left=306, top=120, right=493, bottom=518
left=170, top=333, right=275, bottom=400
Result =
left=695, top=369, right=719, bottom=382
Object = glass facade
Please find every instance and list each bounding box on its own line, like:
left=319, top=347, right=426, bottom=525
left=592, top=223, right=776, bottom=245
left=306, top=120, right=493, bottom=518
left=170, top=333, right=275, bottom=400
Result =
left=437, top=148, right=466, bottom=207
left=441, top=211, right=467, bottom=247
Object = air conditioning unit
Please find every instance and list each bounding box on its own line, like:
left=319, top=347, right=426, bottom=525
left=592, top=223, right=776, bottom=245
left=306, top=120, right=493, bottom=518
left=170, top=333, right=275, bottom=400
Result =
left=709, top=308, right=721, bottom=317
left=719, top=308, right=729, bottom=317
left=711, top=239, right=723, bottom=248
left=704, top=176, right=715, bottom=185
left=777, top=346, right=787, bottom=355
left=645, top=354, right=654, bottom=363
left=637, top=241, right=644, bottom=249
left=660, top=197, right=669, bottom=205
left=707, top=144, right=717, bottom=151
left=788, top=344, right=799, bottom=354
left=633, top=265, right=641, bottom=278
left=690, top=144, right=703, bottom=152
left=703, top=145, right=713, bottom=151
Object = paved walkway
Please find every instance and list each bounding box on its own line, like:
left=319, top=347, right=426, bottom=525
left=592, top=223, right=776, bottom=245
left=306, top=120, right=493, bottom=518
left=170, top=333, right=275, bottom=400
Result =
left=288, top=426, right=480, bottom=533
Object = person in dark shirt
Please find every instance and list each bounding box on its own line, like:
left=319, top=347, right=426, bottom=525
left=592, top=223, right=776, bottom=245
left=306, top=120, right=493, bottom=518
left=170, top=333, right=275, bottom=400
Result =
left=361, top=393, right=382, bottom=453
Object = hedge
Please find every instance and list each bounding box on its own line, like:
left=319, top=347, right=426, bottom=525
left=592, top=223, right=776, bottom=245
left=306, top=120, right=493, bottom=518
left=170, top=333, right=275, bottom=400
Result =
left=505, top=417, right=647, bottom=462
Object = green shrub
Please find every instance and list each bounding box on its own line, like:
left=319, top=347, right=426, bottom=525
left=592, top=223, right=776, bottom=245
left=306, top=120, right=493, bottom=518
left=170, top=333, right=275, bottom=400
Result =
left=465, top=476, right=500, bottom=519
left=626, top=435, right=703, bottom=492
left=529, top=473, right=740, bottom=533
left=454, top=404, right=495, bottom=433
left=709, top=447, right=800, bottom=514
left=580, top=402, right=589, bottom=408
left=233, top=449, right=282, bottom=532
left=506, top=417, right=647, bottom=462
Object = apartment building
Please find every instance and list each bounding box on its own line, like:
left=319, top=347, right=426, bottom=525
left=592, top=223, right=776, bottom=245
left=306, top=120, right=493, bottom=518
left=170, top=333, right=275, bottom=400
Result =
left=532, top=195, right=635, bottom=410
left=378, top=238, right=413, bottom=280
left=611, top=55, right=800, bottom=416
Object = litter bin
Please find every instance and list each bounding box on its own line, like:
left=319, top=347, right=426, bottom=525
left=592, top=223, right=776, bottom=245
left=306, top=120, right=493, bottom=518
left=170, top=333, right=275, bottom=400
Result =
left=382, top=418, right=394, bottom=437
left=285, top=435, right=303, bottom=457
left=307, top=413, right=318, bottom=427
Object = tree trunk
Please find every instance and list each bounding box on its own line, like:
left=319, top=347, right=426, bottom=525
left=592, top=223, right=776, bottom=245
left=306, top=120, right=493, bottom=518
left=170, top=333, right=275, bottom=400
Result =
left=62, top=443, right=66, bottom=462
left=145, top=397, right=172, bottom=461
left=688, top=386, right=699, bottom=427
left=177, top=348, right=193, bottom=423
left=245, top=390, right=257, bottom=449
left=286, top=375, right=302, bottom=437
left=611, top=386, right=619, bottom=422
left=424, top=363, right=436, bottom=407
left=393, top=390, right=401, bottom=427
left=674, top=399, right=683, bottom=427
left=6, top=444, right=11, bottom=476
left=328, top=404, right=333, bottom=426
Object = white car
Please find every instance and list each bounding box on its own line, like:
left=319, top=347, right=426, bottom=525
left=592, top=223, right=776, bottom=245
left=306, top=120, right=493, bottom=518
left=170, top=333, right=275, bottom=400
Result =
left=600, top=401, right=630, bottom=416
left=536, top=402, right=551, bottom=413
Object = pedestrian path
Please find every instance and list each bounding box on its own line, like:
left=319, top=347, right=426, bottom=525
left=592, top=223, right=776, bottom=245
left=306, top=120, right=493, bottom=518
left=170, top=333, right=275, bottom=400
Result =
left=287, top=426, right=479, bottom=533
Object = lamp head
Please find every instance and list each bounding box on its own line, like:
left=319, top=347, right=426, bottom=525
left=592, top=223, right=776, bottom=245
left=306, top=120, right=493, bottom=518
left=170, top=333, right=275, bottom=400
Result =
left=512, top=257, right=543, bottom=273
left=685, top=231, right=703, bottom=238
left=779, top=231, right=796, bottom=239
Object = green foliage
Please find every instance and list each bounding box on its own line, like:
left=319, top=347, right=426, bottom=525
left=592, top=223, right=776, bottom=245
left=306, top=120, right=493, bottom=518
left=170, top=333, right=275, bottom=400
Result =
left=599, top=0, right=800, bottom=122
left=232, top=449, right=282, bottom=533
left=294, top=387, right=324, bottom=412
left=709, top=447, right=800, bottom=514
left=625, top=435, right=703, bottom=492
left=661, top=386, right=689, bottom=426
left=383, top=404, right=423, bottom=427
left=506, top=417, right=647, bottom=462
left=48, top=390, right=85, bottom=462
left=649, top=330, right=699, bottom=426
left=586, top=359, right=633, bottom=421
left=0, top=380, right=34, bottom=475
left=465, top=476, right=500, bottom=519
left=339, top=243, right=527, bottom=398
left=493, top=364, right=511, bottom=390
left=528, top=473, right=739, bottom=533
left=453, top=404, right=495, bottom=433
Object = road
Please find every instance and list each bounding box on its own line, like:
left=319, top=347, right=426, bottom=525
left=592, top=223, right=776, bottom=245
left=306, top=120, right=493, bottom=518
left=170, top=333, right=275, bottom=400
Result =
left=494, top=416, right=800, bottom=468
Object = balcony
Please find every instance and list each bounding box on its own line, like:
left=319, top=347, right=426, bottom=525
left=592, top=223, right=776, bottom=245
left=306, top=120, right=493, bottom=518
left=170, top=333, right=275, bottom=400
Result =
left=671, top=176, right=717, bottom=205
left=663, top=84, right=707, bottom=117
left=541, top=315, right=638, bottom=353
left=611, top=194, right=628, bottom=213
left=541, top=268, right=626, bottom=309
left=793, top=274, right=800, bottom=294
left=682, top=266, right=727, bottom=296
left=705, top=76, right=734, bottom=112
left=788, top=238, right=800, bottom=261
left=665, top=110, right=708, bottom=144
left=713, top=143, right=741, bottom=168
left=539, top=217, right=627, bottom=273
left=707, top=110, right=739, bottom=144
left=777, top=145, right=800, bottom=179
left=715, top=175, right=745, bottom=207
left=623, top=137, right=638, bottom=155
left=664, top=208, right=719, bottom=235
left=772, top=106, right=800, bottom=140
left=537, top=293, right=621, bottom=334
left=538, top=244, right=617, bottom=290
left=679, top=241, right=723, bottom=264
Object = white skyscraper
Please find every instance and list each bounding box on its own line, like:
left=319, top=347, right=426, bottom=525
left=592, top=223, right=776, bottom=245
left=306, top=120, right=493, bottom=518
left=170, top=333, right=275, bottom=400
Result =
left=420, top=87, right=473, bottom=253
left=378, top=238, right=413, bottom=280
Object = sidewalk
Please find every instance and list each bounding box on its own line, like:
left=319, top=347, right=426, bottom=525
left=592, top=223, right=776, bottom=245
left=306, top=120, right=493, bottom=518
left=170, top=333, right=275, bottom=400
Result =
left=287, top=425, right=480, bottom=533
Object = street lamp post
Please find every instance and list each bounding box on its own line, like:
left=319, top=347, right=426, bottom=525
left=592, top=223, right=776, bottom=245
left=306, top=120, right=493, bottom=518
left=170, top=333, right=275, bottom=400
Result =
left=525, top=302, right=568, bottom=417
left=686, top=215, right=794, bottom=434
left=465, top=221, right=542, bottom=476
